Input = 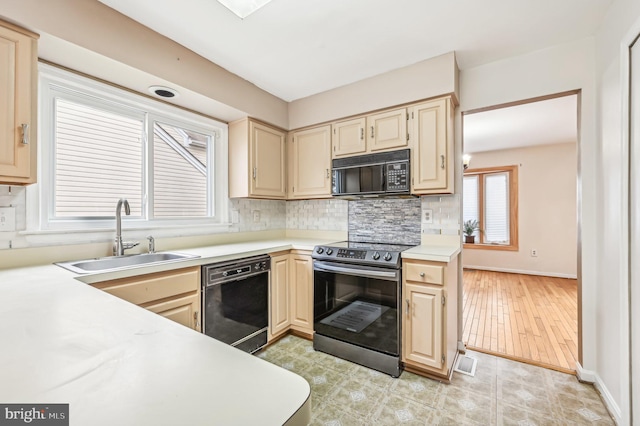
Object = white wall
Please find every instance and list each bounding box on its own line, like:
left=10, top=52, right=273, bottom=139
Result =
left=288, top=52, right=459, bottom=129
left=593, top=0, right=640, bottom=423
left=462, top=143, right=577, bottom=278
left=459, top=37, right=598, bottom=378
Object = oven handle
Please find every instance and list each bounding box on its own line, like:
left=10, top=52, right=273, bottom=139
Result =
left=313, top=262, right=398, bottom=280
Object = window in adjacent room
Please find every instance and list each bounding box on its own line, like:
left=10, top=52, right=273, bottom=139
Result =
left=463, top=165, right=518, bottom=250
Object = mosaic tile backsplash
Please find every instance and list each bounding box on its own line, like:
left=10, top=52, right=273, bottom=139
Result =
left=348, top=198, right=422, bottom=245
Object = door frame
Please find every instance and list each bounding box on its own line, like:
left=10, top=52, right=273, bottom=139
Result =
left=459, top=90, right=582, bottom=369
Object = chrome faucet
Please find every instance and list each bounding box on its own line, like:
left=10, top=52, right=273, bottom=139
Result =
left=113, top=198, right=139, bottom=256
left=147, top=235, right=155, bottom=254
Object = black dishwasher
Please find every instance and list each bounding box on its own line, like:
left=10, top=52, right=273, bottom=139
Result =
left=201, top=255, right=270, bottom=353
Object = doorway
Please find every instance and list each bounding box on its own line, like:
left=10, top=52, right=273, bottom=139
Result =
left=461, top=92, right=580, bottom=373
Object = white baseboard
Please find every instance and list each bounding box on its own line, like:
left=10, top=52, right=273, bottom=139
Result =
left=576, top=362, right=622, bottom=424
left=462, top=264, right=577, bottom=279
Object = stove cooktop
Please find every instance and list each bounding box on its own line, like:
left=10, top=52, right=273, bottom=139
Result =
left=312, top=241, right=417, bottom=268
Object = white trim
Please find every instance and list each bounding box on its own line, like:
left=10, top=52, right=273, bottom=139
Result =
left=36, top=63, right=229, bottom=232
left=576, top=362, right=623, bottom=424
left=462, top=264, right=577, bottom=279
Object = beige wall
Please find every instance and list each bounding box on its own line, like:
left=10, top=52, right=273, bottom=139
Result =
left=0, top=0, right=289, bottom=128
left=288, top=52, right=459, bottom=129
left=462, top=143, right=577, bottom=278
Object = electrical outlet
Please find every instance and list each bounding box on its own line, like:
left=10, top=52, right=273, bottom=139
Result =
left=423, top=209, right=433, bottom=224
left=0, top=207, right=16, bottom=232
left=531, top=249, right=538, bottom=257
left=252, top=210, right=260, bottom=223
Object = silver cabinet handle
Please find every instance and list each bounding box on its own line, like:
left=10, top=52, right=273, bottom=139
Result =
left=253, top=167, right=257, bottom=179
left=194, top=311, right=199, bottom=329
left=370, top=126, right=374, bottom=139
left=326, top=168, right=330, bottom=178
left=360, top=128, right=364, bottom=140
left=405, top=299, right=410, bottom=315
left=441, top=155, right=445, bottom=169
left=21, top=124, right=29, bottom=145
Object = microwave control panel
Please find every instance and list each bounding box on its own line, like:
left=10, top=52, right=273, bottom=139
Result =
left=385, top=162, right=409, bottom=191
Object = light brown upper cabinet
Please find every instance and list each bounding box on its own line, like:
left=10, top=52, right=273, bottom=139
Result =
left=288, top=124, right=332, bottom=199
left=229, top=118, right=287, bottom=199
left=367, top=108, right=408, bottom=153
left=332, top=117, right=367, bottom=157
left=0, top=22, right=38, bottom=185
left=409, top=96, right=454, bottom=194
left=332, top=108, right=408, bottom=159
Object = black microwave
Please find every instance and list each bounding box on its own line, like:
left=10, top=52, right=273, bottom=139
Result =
left=331, top=149, right=411, bottom=197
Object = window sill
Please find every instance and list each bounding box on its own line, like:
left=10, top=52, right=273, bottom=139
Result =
left=463, top=243, right=518, bottom=251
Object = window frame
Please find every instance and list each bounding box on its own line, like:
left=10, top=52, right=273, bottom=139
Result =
left=38, top=63, right=229, bottom=231
left=463, top=165, right=519, bottom=251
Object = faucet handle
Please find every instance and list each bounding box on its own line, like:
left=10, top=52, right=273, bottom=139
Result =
left=122, top=241, right=139, bottom=251
left=147, top=236, right=155, bottom=254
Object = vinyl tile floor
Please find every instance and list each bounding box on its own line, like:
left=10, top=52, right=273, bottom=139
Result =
left=256, top=335, right=615, bottom=425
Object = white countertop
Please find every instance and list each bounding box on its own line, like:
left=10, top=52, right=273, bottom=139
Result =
left=0, top=237, right=459, bottom=425
left=401, top=244, right=461, bottom=263
left=0, top=238, right=342, bottom=426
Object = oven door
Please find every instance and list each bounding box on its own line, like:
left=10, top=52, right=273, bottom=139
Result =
left=313, top=260, right=400, bottom=356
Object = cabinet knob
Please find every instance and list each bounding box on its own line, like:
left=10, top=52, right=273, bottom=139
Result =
left=420, top=272, right=425, bottom=277
left=21, top=123, right=29, bottom=145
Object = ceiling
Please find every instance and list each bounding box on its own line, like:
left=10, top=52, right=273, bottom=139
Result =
left=97, top=0, right=612, bottom=102
left=463, top=94, right=578, bottom=153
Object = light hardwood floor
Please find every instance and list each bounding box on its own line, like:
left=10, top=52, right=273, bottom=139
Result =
left=462, top=269, right=578, bottom=373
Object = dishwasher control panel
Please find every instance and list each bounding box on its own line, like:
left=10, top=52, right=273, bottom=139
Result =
left=202, top=255, right=271, bottom=286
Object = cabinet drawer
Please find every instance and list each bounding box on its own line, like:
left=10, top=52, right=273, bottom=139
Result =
left=94, top=267, right=199, bottom=306
left=405, top=263, right=444, bottom=285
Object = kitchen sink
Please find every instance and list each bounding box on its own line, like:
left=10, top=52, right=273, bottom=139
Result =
left=56, top=252, right=200, bottom=274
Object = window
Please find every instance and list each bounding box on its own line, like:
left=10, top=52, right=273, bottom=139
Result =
left=39, top=64, right=228, bottom=230
left=463, top=165, right=518, bottom=250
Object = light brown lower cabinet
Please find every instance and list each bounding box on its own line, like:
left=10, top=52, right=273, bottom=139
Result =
left=402, top=257, right=458, bottom=381
left=269, top=250, right=313, bottom=341
left=91, top=266, right=201, bottom=332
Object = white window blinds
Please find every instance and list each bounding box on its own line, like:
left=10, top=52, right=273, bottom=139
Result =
left=463, top=175, right=480, bottom=238
left=484, top=172, right=510, bottom=244
left=54, top=98, right=143, bottom=217
left=153, top=122, right=209, bottom=217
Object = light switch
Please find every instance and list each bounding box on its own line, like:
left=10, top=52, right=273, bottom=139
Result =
left=0, top=207, right=16, bottom=232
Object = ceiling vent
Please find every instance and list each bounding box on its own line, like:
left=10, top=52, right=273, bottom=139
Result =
left=148, top=85, right=179, bottom=99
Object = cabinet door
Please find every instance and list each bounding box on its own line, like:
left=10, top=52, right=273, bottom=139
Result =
left=145, top=293, right=200, bottom=331
left=403, top=283, right=444, bottom=370
left=367, top=108, right=408, bottom=152
left=410, top=98, right=452, bottom=193
left=250, top=121, right=286, bottom=198
left=290, top=125, right=331, bottom=198
left=332, top=117, right=366, bottom=157
left=0, top=24, right=35, bottom=183
left=289, top=253, right=313, bottom=332
left=270, top=254, right=291, bottom=338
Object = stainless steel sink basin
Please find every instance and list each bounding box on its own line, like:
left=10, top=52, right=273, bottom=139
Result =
left=56, top=252, right=200, bottom=274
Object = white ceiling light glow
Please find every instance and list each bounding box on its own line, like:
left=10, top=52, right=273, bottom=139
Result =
left=216, top=0, right=273, bottom=19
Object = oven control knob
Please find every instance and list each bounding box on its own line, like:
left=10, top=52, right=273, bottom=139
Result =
left=383, top=252, right=392, bottom=261
left=326, top=248, right=333, bottom=255
left=222, top=271, right=228, bottom=277
left=372, top=251, right=380, bottom=260
left=316, top=247, right=324, bottom=254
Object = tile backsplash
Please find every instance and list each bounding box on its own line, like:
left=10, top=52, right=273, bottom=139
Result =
left=421, top=194, right=461, bottom=236
left=229, top=198, right=286, bottom=232
left=286, top=199, right=348, bottom=231
left=348, top=198, right=422, bottom=245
